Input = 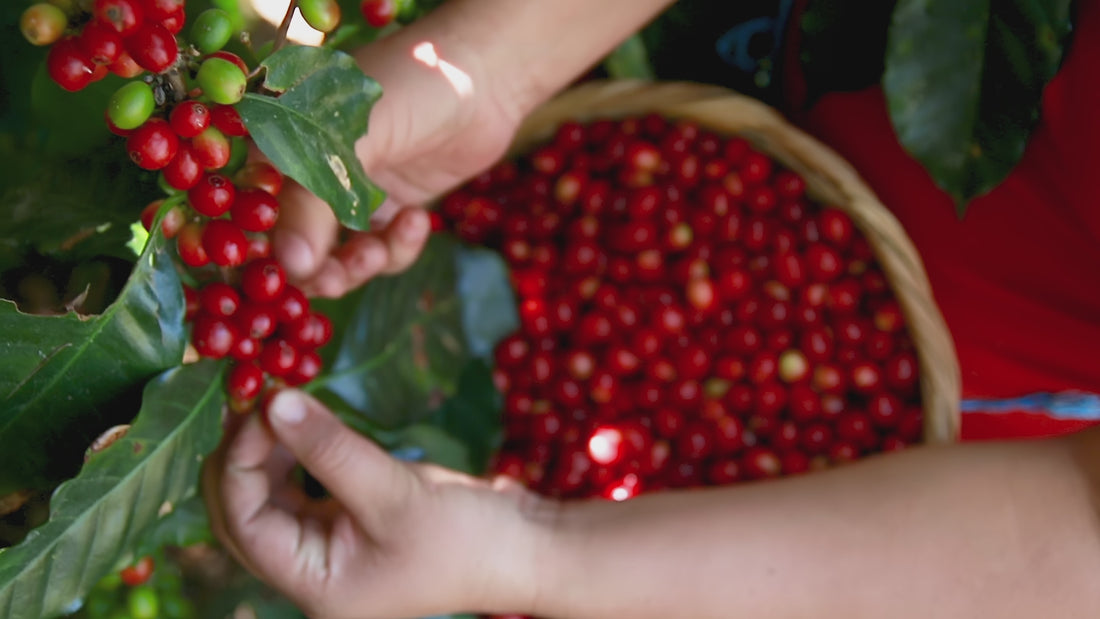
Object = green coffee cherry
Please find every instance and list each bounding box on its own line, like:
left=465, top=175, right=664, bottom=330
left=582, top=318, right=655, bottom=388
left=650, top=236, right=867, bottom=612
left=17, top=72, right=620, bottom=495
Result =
left=196, top=58, right=247, bottom=105
left=191, top=9, right=233, bottom=54
left=107, top=81, right=156, bottom=130
left=299, top=0, right=341, bottom=33
left=161, top=595, right=196, bottom=619
left=127, top=585, right=159, bottom=619
left=96, top=570, right=123, bottom=592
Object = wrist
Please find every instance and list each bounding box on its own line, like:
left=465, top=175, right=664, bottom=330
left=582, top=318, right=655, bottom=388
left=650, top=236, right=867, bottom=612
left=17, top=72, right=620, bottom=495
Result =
left=521, top=497, right=620, bottom=618
left=350, top=7, right=529, bottom=168
left=462, top=482, right=566, bottom=616
left=440, top=0, right=677, bottom=117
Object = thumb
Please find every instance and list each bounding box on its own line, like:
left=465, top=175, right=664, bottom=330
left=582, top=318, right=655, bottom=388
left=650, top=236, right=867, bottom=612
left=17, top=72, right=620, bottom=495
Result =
left=272, top=183, right=339, bottom=282
left=265, top=389, right=402, bottom=515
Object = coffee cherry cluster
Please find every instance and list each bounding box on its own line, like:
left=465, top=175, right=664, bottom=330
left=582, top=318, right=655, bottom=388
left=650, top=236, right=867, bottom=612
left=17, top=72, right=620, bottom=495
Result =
left=441, top=114, right=924, bottom=504
left=22, top=1, right=338, bottom=409
left=182, top=260, right=333, bottom=410
left=22, top=0, right=188, bottom=92
left=84, top=555, right=196, bottom=619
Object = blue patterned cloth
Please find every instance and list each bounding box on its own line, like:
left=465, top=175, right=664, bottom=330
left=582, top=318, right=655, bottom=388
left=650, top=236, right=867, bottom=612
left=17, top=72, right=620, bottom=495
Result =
left=961, top=392, right=1100, bottom=421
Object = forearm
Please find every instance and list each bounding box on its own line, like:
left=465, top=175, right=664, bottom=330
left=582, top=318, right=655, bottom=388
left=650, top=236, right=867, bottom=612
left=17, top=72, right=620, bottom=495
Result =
left=361, top=0, right=675, bottom=117
left=531, top=429, right=1100, bottom=618
left=446, top=0, right=675, bottom=114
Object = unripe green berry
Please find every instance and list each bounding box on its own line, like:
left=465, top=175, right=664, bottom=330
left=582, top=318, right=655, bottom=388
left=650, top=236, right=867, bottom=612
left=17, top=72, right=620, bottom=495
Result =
left=107, top=81, right=156, bottom=130
left=191, top=9, right=233, bottom=54
left=299, top=0, right=342, bottom=33
left=21, top=3, right=68, bottom=46
left=196, top=58, right=247, bottom=105
left=128, top=585, right=159, bottom=619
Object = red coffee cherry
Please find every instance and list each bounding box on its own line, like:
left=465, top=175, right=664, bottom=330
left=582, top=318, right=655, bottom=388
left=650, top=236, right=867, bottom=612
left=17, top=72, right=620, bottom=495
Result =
left=201, top=220, right=248, bottom=267
left=227, top=363, right=265, bottom=401
left=124, top=22, right=178, bottom=73
left=175, top=222, right=209, bottom=267
left=47, top=38, right=97, bottom=92
left=119, top=556, right=155, bottom=587
left=94, top=0, right=144, bottom=37
left=127, top=119, right=179, bottom=170
left=169, top=101, right=211, bottom=139
left=199, top=282, right=240, bottom=318
left=231, top=189, right=280, bottom=232
left=188, top=173, right=237, bottom=217
left=240, top=258, right=287, bottom=303
left=191, top=314, right=237, bottom=359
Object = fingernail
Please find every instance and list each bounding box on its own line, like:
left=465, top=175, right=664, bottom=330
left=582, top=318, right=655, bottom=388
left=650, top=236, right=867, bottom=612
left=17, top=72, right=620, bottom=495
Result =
left=268, top=390, right=307, bottom=425
left=275, top=232, right=315, bottom=278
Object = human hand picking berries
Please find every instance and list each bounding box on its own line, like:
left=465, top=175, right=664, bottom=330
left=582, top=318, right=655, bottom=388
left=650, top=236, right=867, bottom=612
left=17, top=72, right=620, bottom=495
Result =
left=205, top=391, right=1100, bottom=619
left=268, top=12, right=526, bottom=298
left=202, top=390, right=552, bottom=619
left=268, top=0, right=686, bottom=297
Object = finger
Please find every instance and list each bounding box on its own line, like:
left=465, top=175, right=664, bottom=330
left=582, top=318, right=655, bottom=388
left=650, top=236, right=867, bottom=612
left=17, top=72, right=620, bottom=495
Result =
left=272, top=182, right=340, bottom=282
left=201, top=415, right=270, bottom=578
left=377, top=207, right=431, bottom=275
left=329, top=232, right=390, bottom=290
left=218, top=413, right=320, bottom=596
left=264, top=389, right=409, bottom=521
left=369, top=197, right=403, bottom=227
left=201, top=410, right=252, bottom=546
left=317, top=206, right=430, bottom=294
left=298, top=253, right=363, bottom=299
left=296, top=230, right=391, bottom=298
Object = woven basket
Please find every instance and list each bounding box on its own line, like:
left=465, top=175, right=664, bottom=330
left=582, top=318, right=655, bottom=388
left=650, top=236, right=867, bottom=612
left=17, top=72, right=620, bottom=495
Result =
left=508, top=80, right=961, bottom=445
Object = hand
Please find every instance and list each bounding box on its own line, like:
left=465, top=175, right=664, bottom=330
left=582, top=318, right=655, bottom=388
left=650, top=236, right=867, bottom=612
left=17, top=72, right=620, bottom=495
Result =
left=272, top=15, right=527, bottom=298
left=202, top=390, right=553, bottom=619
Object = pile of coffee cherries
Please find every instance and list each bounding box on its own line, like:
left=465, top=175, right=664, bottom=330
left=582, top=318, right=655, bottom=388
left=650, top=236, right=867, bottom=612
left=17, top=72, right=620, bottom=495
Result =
left=441, top=113, right=924, bottom=505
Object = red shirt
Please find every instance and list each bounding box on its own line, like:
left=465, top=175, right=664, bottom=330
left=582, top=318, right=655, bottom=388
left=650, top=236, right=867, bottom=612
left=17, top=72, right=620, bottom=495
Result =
left=797, top=0, right=1100, bottom=437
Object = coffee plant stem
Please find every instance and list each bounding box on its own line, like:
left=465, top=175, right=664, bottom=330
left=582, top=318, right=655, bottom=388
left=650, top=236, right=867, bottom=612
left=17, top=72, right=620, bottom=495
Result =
left=272, top=0, right=301, bottom=54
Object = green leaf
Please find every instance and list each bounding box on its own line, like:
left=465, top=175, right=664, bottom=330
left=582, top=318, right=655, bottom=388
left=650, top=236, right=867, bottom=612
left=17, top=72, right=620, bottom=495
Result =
left=308, top=234, right=516, bottom=429
left=454, top=242, right=519, bottom=361
left=307, top=234, right=464, bottom=427
left=324, top=0, right=390, bottom=53
left=431, top=360, right=502, bottom=475
left=883, top=0, right=1072, bottom=210
left=393, top=424, right=471, bottom=472
left=131, top=494, right=214, bottom=559
left=603, top=33, right=655, bottom=80
left=29, top=64, right=120, bottom=157
left=236, top=45, right=385, bottom=231
left=0, top=361, right=226, bottom=619
left=0, top=232, right=185, bottom=495
left=0, top=138, right=160, bottom=265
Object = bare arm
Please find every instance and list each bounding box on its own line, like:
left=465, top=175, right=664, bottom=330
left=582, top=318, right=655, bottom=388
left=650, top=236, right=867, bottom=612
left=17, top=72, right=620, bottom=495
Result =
left=532, top=428, right=1100, bottom=618
left=386, top=0, right=678, bottom=116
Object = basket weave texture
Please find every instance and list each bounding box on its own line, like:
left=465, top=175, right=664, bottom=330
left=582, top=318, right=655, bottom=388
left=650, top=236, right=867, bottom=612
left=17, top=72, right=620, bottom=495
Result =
left=508, top=80, right=961, bottom=444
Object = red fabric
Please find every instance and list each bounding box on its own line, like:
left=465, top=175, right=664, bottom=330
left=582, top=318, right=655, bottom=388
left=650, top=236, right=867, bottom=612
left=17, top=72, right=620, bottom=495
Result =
left=795, top=1, right=1100, bottom=417
left=961, top=411, right=1098, bottom=442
